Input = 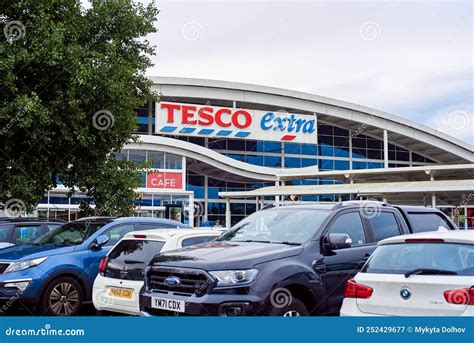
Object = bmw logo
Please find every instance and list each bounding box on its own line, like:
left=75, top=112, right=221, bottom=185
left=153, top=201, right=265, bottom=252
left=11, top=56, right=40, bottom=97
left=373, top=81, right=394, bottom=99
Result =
left=164, top=276, right=181, bottom=288
left=400, top=287, right=411, bottom=300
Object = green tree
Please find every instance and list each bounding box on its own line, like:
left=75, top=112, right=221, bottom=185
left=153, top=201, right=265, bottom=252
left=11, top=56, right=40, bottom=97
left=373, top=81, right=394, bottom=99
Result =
left=0, top=0, right=158, bottom=216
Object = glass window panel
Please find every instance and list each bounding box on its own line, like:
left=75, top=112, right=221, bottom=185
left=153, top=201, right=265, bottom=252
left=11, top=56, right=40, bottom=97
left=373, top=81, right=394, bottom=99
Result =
left=208, top=139, right=226, bottom=150
left=301, top=144, right=318, bottom=155
left=333, top=136, right=349, bottom=147
left=319, top=144, right=333, bottom=156
left=148, top=151, right=164, bottom=168
left=285, top=157, right=301, bottom=168
left=352, top=161, right=368, bottom=169
left=335, top=160, right=350, bottom=170
left=165, top=153, right=182, bottom=169
left=245, top=155, right=263, bottom=166
left=245, top=140, right=257, bottom=152
left=128, top=149, right=146, bottom=163
left=263, top=141, right=282, bottom=153
left=318, top=124, right=332, bottom=135
left=367, top=139, right=382, bottom=149
left=264, top=155, right=282, bottom=167
left=352, top=137, right=366, bottom=148
left=396, top=151, right=410, bottom=161
left=227, top=139, right=246, bottom=151
left=367, top=149, right=383, bottom=160
left=353, top=148, right=367, bottom=159
left=301, top=158, right=317, bottom=167
left=333, top=126, right=349, bottom=137
left=319, top=159, right=334, bottom=170
left=334, top=147, right=350, bottom=157
left=285, top=142, right=301, bottom=155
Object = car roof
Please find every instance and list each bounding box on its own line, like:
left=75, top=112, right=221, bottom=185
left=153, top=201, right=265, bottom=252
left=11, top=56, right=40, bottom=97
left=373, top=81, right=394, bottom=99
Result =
left=73, top=217, right=190, bottom=227
left=122, top=228, right=222, bottom=241
left=379, top=230, right=474, bottom=245
left=0, top=217, right=65, bottom=223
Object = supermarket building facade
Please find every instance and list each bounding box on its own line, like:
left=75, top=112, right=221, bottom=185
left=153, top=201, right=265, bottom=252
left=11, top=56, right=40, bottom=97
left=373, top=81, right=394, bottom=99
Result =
left=37, top=77, right=474, bottom=229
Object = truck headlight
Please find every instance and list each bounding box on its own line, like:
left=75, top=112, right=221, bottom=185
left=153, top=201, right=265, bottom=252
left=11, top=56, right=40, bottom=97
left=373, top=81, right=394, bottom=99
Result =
left=4, top=257, right=48, bottom=273
left=209, top=269, right=258, bottom=287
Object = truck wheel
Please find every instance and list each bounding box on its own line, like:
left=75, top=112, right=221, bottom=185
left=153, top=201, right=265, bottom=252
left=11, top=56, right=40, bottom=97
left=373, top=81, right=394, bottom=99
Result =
left=267, top=297, right=309, bottom=316
left=40, top=277, right=83, bottom=316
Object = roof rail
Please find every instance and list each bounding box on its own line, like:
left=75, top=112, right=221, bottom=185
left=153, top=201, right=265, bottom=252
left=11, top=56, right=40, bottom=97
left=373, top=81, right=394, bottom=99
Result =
left=333, top=200, right=392, bottom=210
left=261, top=201, right=338, bottom=210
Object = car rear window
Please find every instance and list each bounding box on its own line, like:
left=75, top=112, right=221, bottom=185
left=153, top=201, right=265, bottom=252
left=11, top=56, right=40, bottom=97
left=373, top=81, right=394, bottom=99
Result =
left=407, top=213, right=451, bottom=233
left=106, top=239, right=165, bottom=280
left=362, top=243, right=474, bottom=276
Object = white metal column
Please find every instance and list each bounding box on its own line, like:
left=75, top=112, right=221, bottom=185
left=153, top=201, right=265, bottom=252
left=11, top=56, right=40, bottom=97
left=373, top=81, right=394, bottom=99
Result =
left=383, top=129, right=389, bottom=168
left=225, top=197, right=231, bottom=230
left=188, top=193, right=194, bottom=227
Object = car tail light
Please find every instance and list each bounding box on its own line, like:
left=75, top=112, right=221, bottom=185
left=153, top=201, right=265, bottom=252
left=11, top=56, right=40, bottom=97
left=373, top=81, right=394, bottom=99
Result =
left=405, top=238, right=444, bottom=243
left=99, top=257, right=108, bottom=276
left=344, top=279, right=373, bottom=299
left=444, top=287, right=474, bottom=305
left=133, top=234, right=147, bottom=239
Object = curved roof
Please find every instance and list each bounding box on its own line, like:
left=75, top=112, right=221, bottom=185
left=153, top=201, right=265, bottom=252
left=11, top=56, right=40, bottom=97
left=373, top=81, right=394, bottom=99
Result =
left=128, top=135, right=318, bottom=182
left=149, top=76, right=473, bottom=163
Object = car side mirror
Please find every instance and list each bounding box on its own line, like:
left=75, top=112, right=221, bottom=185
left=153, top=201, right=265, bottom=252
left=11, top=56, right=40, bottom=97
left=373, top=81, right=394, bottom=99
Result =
left=325, top=233, right=352, bottom=251
left=90, top=235, right=109, bottom=250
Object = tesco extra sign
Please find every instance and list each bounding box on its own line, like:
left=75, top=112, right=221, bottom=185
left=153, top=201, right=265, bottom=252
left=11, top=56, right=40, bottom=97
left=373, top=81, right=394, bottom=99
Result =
left=155, top=102, right=318, bottom=144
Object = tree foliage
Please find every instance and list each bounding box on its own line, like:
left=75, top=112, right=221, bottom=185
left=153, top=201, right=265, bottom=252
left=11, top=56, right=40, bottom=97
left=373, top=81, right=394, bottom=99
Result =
left=0, top=0, right=158, bottom=216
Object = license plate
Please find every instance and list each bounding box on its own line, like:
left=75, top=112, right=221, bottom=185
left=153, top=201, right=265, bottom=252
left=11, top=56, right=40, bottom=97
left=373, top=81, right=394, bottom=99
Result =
left=109, top=287, right=134, bottom=299
left=151, top=297, right=185, bottom=313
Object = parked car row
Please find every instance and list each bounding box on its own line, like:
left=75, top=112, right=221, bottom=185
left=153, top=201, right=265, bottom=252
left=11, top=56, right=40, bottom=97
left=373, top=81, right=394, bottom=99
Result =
left=0, top=201, right=471, bottom=317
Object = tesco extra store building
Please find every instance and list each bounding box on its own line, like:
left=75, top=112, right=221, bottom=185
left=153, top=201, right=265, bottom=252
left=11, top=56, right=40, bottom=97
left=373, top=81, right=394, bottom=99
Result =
left=38, top=77, right=474, bottom=229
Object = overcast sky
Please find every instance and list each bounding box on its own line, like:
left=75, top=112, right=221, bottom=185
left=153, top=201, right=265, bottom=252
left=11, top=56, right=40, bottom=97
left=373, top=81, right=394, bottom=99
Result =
left=141, top=0, right=473, bottom=145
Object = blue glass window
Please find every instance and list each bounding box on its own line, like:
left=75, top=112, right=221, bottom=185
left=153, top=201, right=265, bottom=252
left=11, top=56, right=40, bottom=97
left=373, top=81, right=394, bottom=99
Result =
left=245, top=155, right=264, bottom=166
left=285, top=157, right=301, bottom=168
left=319, top=159, right=334, bottom=170
left=353, top=161, right=368, bottom=170
left=301, top=158, right=317, bottom=167
left=301, top=144, right=318, bottom=156
left=264, top=156, right=281, bottom=167
left=368, top=162, right=383, bottom=169
left=285, top=142, right=301, bottom=155
left=319, top=144, right=333, bottom=156
left=335, top=160, right=350, bottom=170
left=334, top=147, right=350, bottom=157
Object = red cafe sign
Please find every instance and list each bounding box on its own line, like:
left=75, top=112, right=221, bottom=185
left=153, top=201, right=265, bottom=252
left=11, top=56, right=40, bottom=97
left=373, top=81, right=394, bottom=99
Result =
left=146, top=172, right=183, bottom=189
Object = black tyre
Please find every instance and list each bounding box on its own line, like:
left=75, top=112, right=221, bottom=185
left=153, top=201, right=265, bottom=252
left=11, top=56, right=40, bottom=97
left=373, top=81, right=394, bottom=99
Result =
left=40, top=277, right=83, bottom=316
left=267, top=297, right=309, bottom=316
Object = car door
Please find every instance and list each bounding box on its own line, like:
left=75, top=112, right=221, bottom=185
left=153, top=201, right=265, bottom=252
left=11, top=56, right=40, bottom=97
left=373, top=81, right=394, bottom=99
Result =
left=320, top=210, right=376, bottom=314
left=87, top=223, right=136, bottom=282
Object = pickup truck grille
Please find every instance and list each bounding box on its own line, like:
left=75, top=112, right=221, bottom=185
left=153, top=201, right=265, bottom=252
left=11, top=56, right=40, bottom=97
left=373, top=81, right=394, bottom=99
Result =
left=0, top=263, right=10, bottom=274
left=148, top=267, right=214, bottom=297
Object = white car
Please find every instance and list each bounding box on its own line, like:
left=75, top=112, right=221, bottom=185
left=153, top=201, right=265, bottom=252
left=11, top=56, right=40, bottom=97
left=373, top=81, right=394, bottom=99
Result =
left=93, top=228, right=222, bottom=315
left=341, top=230, right=474, bottom=316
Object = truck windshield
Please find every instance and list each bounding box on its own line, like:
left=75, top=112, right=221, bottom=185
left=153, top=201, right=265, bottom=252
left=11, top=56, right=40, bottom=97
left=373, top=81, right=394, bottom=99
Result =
left=218, top=208, right=330, bottom=244
left=33, top=222, right=106, bottom=246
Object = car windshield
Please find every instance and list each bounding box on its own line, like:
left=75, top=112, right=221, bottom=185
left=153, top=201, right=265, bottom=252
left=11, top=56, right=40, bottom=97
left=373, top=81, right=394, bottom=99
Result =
left=218, top=208, right=330, bottom=244
left=362, top=243, right=474, bottom=276
left=33, top=222, right=106, bottom=246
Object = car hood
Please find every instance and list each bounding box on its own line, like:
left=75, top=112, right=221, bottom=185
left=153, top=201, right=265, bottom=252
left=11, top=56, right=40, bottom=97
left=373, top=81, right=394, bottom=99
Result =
left=0, top=242, right=14, bottom=250
left=0, top=243, right=76, bottom=262
left=150, top=241, right=303, bottom=269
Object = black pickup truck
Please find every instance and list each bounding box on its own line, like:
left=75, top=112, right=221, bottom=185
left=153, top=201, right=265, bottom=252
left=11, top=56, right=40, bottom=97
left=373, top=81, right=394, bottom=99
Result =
left=141, top=201, right=457, bottom=316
